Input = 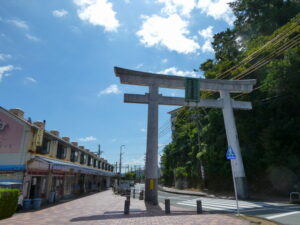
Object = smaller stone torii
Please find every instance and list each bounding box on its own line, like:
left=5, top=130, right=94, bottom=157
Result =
left=114, top=67, right=256, bottom=205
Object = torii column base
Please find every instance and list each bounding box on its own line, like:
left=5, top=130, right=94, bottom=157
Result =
left=145, top=178, right=158, bottom=205
left=235, top=177, right=248, bottom=199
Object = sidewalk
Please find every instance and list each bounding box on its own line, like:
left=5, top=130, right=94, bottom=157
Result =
left=0, top=190, right=250, bottom=225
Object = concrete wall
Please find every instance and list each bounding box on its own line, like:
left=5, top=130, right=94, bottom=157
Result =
left=0, top=108, right=32, bottom=168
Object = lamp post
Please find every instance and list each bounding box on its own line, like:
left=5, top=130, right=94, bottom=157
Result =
left=119, top=145, right=125, bottom=174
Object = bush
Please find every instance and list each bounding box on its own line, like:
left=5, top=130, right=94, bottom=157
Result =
left=0, top=189, right=19, bottom=219
left=175, top=167, right=188, bottom=178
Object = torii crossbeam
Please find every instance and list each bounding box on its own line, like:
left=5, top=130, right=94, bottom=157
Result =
left=115, top=67, right=256, bottom=204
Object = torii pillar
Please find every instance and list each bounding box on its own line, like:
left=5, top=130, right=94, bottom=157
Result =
left=115, top=67, right=256, bottom=204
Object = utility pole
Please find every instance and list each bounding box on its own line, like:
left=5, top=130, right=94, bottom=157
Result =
left=98, top=144, right=104, bottom=157
left=119, top=145, right=125, bottom=174
left=115, top=161, right=118, bottom=173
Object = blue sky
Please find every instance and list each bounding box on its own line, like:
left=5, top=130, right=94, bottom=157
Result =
left=0, top=0, right=235, bottom=170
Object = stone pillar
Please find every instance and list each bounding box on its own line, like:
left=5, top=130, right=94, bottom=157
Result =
left=220, top=90, right=248, bottom=199
left=145, top=85, right=159, bottom=205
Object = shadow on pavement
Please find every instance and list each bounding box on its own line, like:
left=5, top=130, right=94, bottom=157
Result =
left=69, top=202, right=197, bottom=222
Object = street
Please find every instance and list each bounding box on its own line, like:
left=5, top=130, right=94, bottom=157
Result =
left=135, top=184, right=300, bottom=225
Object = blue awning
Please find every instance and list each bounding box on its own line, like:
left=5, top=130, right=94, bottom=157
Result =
left=0, top=165, right=25, bottom=171
left=34, top=156, right=115, bottom=176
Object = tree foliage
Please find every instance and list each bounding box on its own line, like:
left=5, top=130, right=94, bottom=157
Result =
left=161, top=1, right=300, bottom=195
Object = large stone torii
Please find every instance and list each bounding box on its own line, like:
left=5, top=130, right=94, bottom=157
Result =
left=115, top=67, right=256, bottom=205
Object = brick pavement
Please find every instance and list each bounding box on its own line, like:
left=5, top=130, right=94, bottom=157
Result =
left=0, top=190, right=250, bottom=225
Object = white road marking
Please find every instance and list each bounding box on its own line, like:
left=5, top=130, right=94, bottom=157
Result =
left=175, top=197, right=297, bottom=212
left=266, top=211, right=300, bottom=219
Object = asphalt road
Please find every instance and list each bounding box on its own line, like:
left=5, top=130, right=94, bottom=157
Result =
left=134, top=184, right=300, bottom=225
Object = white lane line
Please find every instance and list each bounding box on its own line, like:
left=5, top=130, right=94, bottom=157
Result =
left=266, top=211, right=300, bottom=219
left=177, top=202, right=234, bottom=211
left=180, top=200, right=261, bottom=208
left=178, top=201, right=257, bottom=210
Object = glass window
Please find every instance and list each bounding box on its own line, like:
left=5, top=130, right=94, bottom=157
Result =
left=80, top=153, right=86, bottom=164
left=56, top=143, right=66, bottom=159
left=36, top=137, right=51, bottom=154
left=71, top=149, right=78, bottom=162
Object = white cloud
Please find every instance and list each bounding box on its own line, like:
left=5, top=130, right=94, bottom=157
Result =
left=8, top=19, right=29, bottom=29
left=124, top=0, right=131, bottom=3
left=140, top=128, right=146, bottom=132
left=156, top=0, right=197, bottom=17
left=199, top=25, right=213, bottom=39
left=198, top=26, right=214, bottom=53
left=25, top=77, right=37, bottom=83
left=78, top=136, right=97, bottom=142
left=98, top=84, right=121, bottom=96
left=161, top=58, right=168, bottom=64
left=201, top=40, right=214, bottom=53
left=74, top=0, right=120, bottom=32
left=111, top=138, right=117, bottom=142
left=0, top=65, right=16, bottom=81
left=197, top=0, right=235, bottom=25
left=137, top=14, right=200, bottom=54
left=26, top=34, right=40, bottom=42
left=124, top=155, right=145, bottom=166
left=52, top=9, right=68, bottom=17
left=135, top=63, right=144, bottom=69
left=0, top=53, right=12, bottom=61
left=158, top=67, right=198, bottom=77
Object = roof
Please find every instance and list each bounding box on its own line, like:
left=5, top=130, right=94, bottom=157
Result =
left=34, top=156, right=115, bottom=176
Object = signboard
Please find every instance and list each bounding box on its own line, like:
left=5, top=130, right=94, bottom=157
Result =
left=226, top=146, right=236, bottom=160
left=149, top=179, right=154, bottom=190
left=185, top=78, right=200, bottom=102
left=35, top=128, right=44, bottom=147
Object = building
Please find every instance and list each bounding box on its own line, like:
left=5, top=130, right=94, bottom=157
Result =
left=0, top=107, right=115, bottom=204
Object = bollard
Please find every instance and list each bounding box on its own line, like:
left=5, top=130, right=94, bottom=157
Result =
left=133, top=189, right=135, bottom=198
left=165, top=199, right=170, bottom=214
left=196, top=200, right=202, bottom=214
left=124, top=200, right=130, bottom=214
left=139, top=190, right=144, bottom=200
left=126, top=195, right=130, bottom=201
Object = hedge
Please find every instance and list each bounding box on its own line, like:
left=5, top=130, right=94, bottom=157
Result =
left=0, top=189, right=19, bottom=220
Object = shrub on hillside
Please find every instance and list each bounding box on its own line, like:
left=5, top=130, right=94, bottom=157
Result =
left=0, top=189, right=19, bottom=219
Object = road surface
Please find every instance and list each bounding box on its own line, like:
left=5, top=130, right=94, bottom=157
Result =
left=134, top=184, right=300, bottom=225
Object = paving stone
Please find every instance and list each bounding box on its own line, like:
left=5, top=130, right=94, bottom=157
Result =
left=0, top=190, right=250, bottom=225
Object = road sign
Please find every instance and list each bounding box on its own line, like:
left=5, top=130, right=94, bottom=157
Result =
left=226, top=146, right=236, bottom=160
left=185, top=78, right=200, bottom=102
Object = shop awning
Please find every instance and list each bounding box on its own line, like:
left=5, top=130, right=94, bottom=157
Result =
left=34, top=156, right=115, bottom=176
left=0, top=165, right=25, bottom=171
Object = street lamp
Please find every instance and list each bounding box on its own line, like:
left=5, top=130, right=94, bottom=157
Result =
left=119, top=145, right=125, bottom=174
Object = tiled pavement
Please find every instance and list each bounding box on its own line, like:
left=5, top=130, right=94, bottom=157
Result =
left=0, top=190, right=250, bottom=225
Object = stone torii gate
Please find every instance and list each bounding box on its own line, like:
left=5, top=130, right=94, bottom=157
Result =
left=114, top=67, right=256, bottom=205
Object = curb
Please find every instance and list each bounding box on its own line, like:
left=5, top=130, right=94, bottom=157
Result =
left=232, top=214, right=283, bottom=225
left=159, top=186, right=208, bottom=197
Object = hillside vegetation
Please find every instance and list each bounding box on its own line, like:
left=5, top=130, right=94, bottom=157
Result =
left=161, top=0, right=300, bottom=196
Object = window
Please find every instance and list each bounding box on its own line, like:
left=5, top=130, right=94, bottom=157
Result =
left=87, top=156, right=92, bottom=166
left=56, top=143, right=66, bottom=159
left=36, top=137, right=51, bottom=154
left=102, top=163, right=105, bottom=170
left=70, top=149, right=78, bottom=162
left=98, top=161, right=101, bottom=169
left=93, top=159, right=97, bottom=167
left=80, top=153, right=86, bottom=164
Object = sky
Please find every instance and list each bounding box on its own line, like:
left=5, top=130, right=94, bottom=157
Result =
left=0, top=0, right=235, bottom=170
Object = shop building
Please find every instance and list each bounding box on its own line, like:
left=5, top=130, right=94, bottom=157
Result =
left=0, top=107, right=115, bottom=205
